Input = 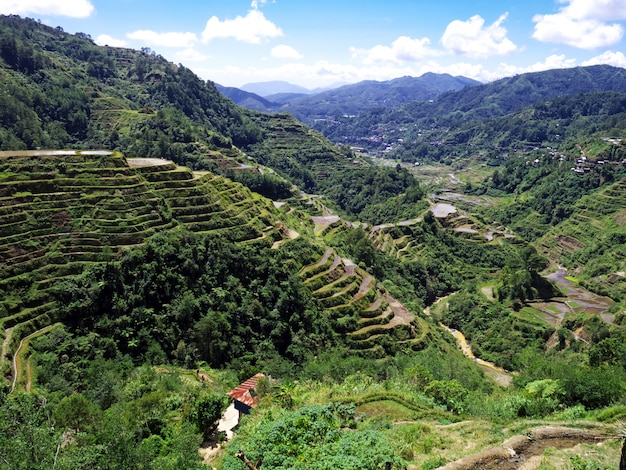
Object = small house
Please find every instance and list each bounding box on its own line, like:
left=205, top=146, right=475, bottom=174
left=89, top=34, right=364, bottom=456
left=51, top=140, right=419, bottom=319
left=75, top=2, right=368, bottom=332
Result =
left=227, top=373, right=266, bottom=416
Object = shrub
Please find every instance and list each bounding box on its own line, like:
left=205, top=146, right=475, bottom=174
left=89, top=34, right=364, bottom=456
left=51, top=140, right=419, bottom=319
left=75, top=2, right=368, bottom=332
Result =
left=595, top=405, right=626, bottom=423
left=424, top=380, right=468, bottom=414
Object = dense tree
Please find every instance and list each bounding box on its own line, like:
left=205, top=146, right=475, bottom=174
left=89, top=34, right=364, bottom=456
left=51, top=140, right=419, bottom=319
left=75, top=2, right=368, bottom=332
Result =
left=192, top=394, right=229, bottom=441
left=54, top=393, right=100, bottom=433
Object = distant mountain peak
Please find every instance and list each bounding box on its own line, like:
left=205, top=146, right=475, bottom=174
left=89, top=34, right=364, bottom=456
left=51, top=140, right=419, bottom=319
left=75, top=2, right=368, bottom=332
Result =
left=240, top=81, right=312, bottom=97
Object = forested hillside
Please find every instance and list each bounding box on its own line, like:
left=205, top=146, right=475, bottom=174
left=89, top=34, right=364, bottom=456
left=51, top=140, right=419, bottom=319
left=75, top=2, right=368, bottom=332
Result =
left=313, top=65, right=626, bottom=158
left=218, top=74, right=480, bottom=118
left=0, top=14, right=625, bottom=470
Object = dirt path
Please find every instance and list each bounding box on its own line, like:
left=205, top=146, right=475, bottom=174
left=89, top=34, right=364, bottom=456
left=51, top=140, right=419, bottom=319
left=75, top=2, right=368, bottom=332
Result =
left=353, top=276, right=373, bottom=301
left=385, top=294, right=415, bottom=327
left=302, top=247, right=333, bottom=274
left=437, top=426, right=613, bottom=470
left=1, top=326, right=13, bottom=368
left=25, top=357, right=32, bottom=393
left=199, top=402, right=240, bottom=464
left=351, top=294, right=415, bottom=337
left=271, top=228, right=300, bottom=249
left=11, top=323, right=62, bottom=393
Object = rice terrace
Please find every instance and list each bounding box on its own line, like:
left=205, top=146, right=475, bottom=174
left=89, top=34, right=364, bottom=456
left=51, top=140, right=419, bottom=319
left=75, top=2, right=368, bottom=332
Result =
left=0, top=13, right=625, bottom=470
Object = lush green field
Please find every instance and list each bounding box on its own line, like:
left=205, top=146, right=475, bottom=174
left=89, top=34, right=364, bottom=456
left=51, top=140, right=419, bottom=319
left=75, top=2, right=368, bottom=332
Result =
left=0, top=14, right=625, bottom=470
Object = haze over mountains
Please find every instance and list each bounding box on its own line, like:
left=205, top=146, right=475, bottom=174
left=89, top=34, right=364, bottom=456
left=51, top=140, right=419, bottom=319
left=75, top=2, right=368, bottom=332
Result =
left=219, top=64, right=626, bottom=160
left=1, top=14, right=626, bottom=470
left=217, top=73, right=481, bottom=117
left=239, top=80, right=315, bottom=96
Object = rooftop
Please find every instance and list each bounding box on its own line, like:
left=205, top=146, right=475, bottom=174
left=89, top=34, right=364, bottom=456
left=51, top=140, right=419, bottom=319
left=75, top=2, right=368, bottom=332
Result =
left=227, top=373, right=266, bottom=408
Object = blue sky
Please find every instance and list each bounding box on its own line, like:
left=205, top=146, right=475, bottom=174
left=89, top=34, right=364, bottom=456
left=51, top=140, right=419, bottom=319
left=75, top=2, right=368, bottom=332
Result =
left=3, top=0, right=626, bottom=88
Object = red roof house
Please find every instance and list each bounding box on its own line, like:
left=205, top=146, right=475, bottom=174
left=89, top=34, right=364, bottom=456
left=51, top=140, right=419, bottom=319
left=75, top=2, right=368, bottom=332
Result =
left=227, top=373, right=266, bottom=415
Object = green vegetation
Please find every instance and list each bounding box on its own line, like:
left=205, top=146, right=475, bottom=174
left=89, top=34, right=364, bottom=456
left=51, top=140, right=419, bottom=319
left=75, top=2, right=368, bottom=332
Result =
left=0, top=15, right=425, bottom=222
left=0, top=14, right=624, bottom=470
left=222, top=403, right=402, bottom=469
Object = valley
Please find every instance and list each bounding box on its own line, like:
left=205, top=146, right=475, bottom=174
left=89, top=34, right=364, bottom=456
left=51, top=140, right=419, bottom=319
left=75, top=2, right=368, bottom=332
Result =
left=0, top=14, right=625, bottom=470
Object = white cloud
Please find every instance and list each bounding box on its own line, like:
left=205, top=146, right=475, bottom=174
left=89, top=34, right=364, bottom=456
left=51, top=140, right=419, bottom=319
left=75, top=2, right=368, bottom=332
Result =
left=350, top=36, right=440, bottom=66
left=201, top=9, right=282, bottom=44
left=95, top=34, right=127, bottom=48
left=508, top=54, right=577, bottom=75
left=126, top=30, right=198, bottom=48
left=427, top=55, right=579, bottom=83
left=0, top=0, right=94, bottom=18
left=176, top=48, right=207, bottom=62
left=583, top=50, right=626, bottom=67
left=271, top=45, right=302, bottom=59
left=564, top=0, right=626, bottom=22
left=193, top=58, right=492, bottom=89
left=533, top=0, right=626, bottom=49
left=441, top=13, right=517, bottom=58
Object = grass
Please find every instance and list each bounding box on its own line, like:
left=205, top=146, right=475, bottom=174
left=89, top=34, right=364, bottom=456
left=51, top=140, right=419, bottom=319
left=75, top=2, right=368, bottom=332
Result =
left=358, top=400, right=420, bottom=421
left=12, top=322, right=63, bottom=393
left=515, top=306, right=552, bottom=326
left=531, top=439, right=622, bottom=469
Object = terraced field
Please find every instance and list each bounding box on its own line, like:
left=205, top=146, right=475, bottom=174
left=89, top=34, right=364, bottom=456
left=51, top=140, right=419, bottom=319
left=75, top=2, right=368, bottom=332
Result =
left=246, top=112, right=362, bottom=185
left=538, top=178, right=626, bottom=298
left=299, top=247, right=427, bottom=357
left=0, top=150, right=289, bottom=386
left=0, top=148, right=432, bottom=388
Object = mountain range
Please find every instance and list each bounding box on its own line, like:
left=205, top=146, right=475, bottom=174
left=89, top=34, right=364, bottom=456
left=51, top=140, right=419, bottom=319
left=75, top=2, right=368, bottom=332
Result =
left=239, top=80, right=315, bottom=96
left=0, top=14, right=625, bottom=470
left=219, top=65, right=626, bottom=163
left=218, top=73, right=481, bottom=118
left=308, top=64, right=626, bottom=158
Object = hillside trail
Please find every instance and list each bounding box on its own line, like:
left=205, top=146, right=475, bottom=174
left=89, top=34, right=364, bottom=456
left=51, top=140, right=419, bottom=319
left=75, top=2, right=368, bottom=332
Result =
left=271, top=228, right=300, bottom=249
left=353, top=275, right=373, bottom=301
left=383, top=294, right=415, bottom=328
left=11, top=323, right=61, bottom=393
left=1, top=327, right=13, bottom=368
left=435, top=426, right=616, bottom=470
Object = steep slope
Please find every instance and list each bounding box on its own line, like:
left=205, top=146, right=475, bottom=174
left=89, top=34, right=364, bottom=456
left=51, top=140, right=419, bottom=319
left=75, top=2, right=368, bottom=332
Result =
left=401, top=65, right=626, bottom=122
left=276, top=74, right=480, bottom=121
left=0, top=150, right=292, bottom=384
left=299, top=247, right=428, bottom=357
left=0, top=15, right=425, bottom=219
left=215, top=84, right=278, bottom=112
left=0, top=16, right=257, bottom=157
left=219, top=74, right=480, bottom=121
left=538, top=178, right=626, bottom=300
left=392, top=90, right=626, bottom=164
left=0, top=149, right=439, bottom=389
